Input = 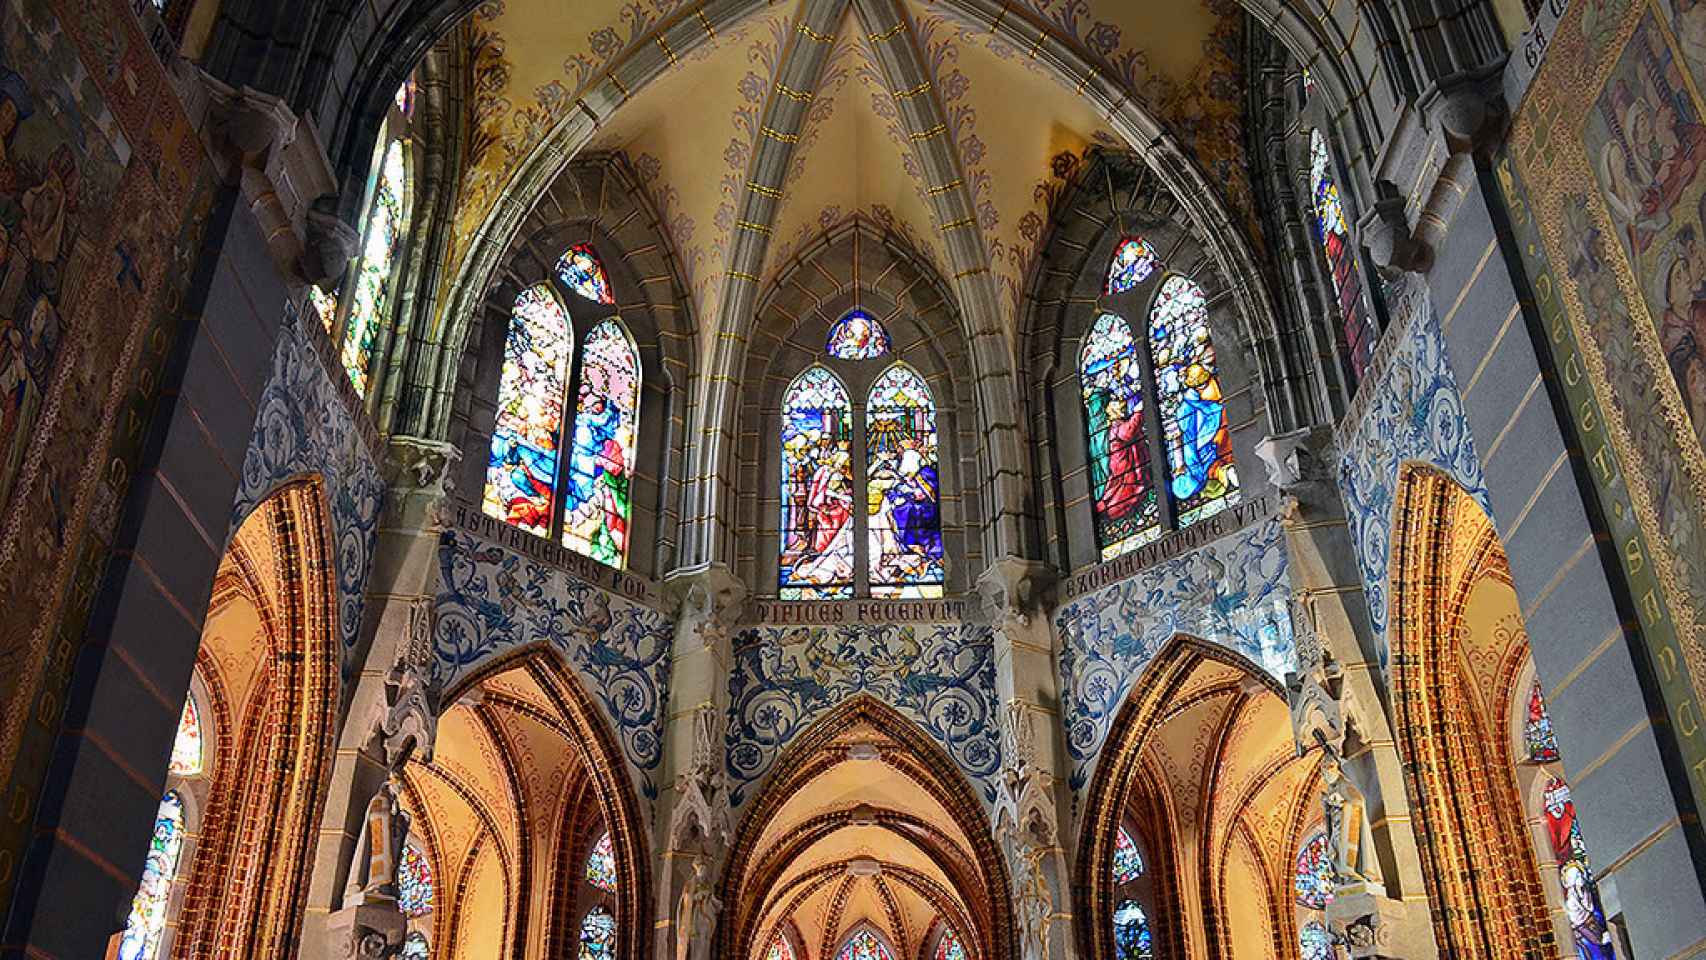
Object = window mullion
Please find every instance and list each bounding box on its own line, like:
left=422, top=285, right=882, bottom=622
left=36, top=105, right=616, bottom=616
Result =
left=553, top=340, right=586, bottom=545
left=1129, top=291, right=1176, bottom=533
left=852, top=399, right=869, bottom=598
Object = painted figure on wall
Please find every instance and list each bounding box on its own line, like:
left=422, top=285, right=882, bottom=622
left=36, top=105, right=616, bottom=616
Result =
left=779, top=366, right=854, bottom=598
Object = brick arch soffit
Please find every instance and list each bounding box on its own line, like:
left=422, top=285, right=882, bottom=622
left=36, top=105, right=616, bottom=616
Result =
left=715, top=694, right=1014, bottom=960
left=427, top=645, right=653, bottom=960
left=1074, top=633, right=1294, bottom=960
left=735, top=216, right=976, bottom=585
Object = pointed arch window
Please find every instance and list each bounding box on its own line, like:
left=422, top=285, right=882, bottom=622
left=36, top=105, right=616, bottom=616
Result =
left=779, top=365, right=856, bottom=599
left=827, top=308, right=892, bottom=359
left=117, top=791, right=187, bottom=960
left=1299, top=920, right=1332, bottom=960
left=168, top=696, right=202, bottom=777
left=1081, top=312, right=1159, bottom=559
left=934, top=928, right=967, bottom=960
left=1107, top=236, right=1159, bottom=294
left=836, top=929, right=896, bottom=960
left=1295, top=829, right=1333, bottom=910
left=1525, top=680, right=1562, bottom=763
left=587, top=831, right=618, bottom=893
left=1112, top=826, right=1145, bottom=884
left=578, top=906, right=617, bottom=959
left=1309, top=129, right=1378, bottom=383
left=482, top=246, right=642, bottom=569
left=766, top=932, right=797, bottom=960
left=401, top=933, right=429, bottom=960
left=866, top=364, right=944, bottom=598
left=1113, top=900, right=1154, bottom=959
left=1542, top=779, right=1618, bottom=959
left=340, top=138, right=410, bottom=395
left=398, top=843, right=434, bottom=917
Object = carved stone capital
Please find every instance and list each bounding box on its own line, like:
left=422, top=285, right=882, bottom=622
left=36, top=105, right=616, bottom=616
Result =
left=664, top=564, right=748, bottom=650
left=1357, top=196, right=1433, bottom=276
left=976, top=557, right=1057, bottom=630
left=1327, top=883, right=1437, bottom=960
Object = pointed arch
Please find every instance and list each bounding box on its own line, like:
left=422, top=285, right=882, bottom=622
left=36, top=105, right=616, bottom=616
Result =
left=483, top=284, right=574, bottom=537
left=1112, top=826, right=1144, bottom=885
left=341, top=136, right=412, bottom=395
left=562, top=318, right=641, bottom=568
left=558, top=242, right=616, bottom=305
left=1080, top=312, right=1159, bottom=559
left=834, top=923, right=897, bottom=960
left=866, top=363, right=945, bottom=598
left=1148, top=274, right=1239, bottom=527
left=778, top=365, right=855, bottom=599
left=168, top=694, right=203, bottom=778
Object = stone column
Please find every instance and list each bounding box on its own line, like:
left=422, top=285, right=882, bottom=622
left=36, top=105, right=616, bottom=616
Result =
left=978, top=558, right=1074, bottom=960
left=1259, top=429, right=1438, bottom=959
left=301, top=437, right=458, bottom=960
left=653, top=565, right=746, bottom=960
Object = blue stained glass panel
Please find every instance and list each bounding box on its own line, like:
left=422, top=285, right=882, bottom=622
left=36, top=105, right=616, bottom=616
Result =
left=579, top=906, right=617, bottom=959
left=866, top=365, right=945, bottom=598
left=827, top=309, right=892, bottom=360
left=836, top=930, right=895, bottom=960
left=1149, top=275, right=1239, bottom=527
left=1113, top=899, right=1153, bottom=960
left=1543, top=779, right=1617, bottom=960
left=779, top=366, right=855, bottom=599
left=1107, top=236, right=1159, bottom=294
left=1300, top=920, right=1333, bottom=960
left=558, top=243, right=615, bottom=305
left=117, top=792, right=187, bottom=960
left=1113, top=827, right=1145, bottom=884
left=1295, top=830, right=1334, bottom=910
left=587, top=832, right=617, bottom=893
left=398, top=843, right=434, bottom=917
left=934, top=928, right=966, bottom=960
left=1081, top=313, right=1160, bottom=559
left=562, top=320, right=640, bottom=568
left=483, top=286, right=572, bottom=536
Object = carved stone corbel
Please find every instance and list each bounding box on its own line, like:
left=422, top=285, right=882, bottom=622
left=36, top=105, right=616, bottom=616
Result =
left=384, top=437, right=463, bottom=530
left=1328, top=881, right=1436, bottom=960
left=665, top=564, right=748, bottom=653
left=977, top=558, right=1057, bottom=633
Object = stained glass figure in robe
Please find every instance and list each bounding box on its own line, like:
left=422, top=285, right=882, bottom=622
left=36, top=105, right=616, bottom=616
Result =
left=1543, top=779, right=1617, bottom=960
left=1113, top=899, right=1154, bottom=959
left=342, top=138, right=408, bottom=395
left=558, top=243, right=615, bottom=305
left=866, top=364, right=945, bottom=598
left=398, top=843, right=434, bottom=917
left=562, top=320, right=639, bottom=568
left=1300, top=920, right=1333, bottom=960
left=1310, top=129, right=1377, bottom=382
left=837, top=930, right=895, bottom=960
left=169, top=696, right=202, bottom=777
left=826, top=308, right=892, bottom=360
left=401, top=933, right=429, bottom=960
left=579, top=906, right=617, bottom=959
left=766, top=933, right=796, bottom=960
left=117, top=791, right=187, bottom=960
left=483, top=286, right=572, bottom=536
left=1149, top=275, right=1238, bottom=526
left=1526, top=680, right=1562, bottom=763
left=587, top=831, right=618, bottom=893
left=935, top=928, right=967, bottom=960
left=1112, top=826, right=1144, bottom=884
left=779, top=366, right=855, bottom=599
left=1107, top=236, right=1159, bottom=294
left=1295, top=830, right=1334, bottom=910
left=1081, top=312, right=1159, bottom=559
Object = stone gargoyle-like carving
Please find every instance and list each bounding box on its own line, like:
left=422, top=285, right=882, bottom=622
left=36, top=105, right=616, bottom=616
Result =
left=668, top=703, right=732, bottom=855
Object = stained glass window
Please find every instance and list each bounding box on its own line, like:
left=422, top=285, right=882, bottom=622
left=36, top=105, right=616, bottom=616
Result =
left=935, top=928, right=966, bottom=960
left=1150, top=275, right=1239, bottom=527
left=483, top=286, right=573, bottom=536
left=766, top=932, right=796, bottom=960
left=395, top=77, right=417, bottom=118
left=562, top=320, right=639, bottom=568
left=1296, top=830, right=1334, bottom=910
left=827, top=309, right=891, bottom=360
left=117, top=791, right=187, bottom=960
left=557, top=243, right=615, bottom=305
left=1309, top=129, right=1377, bottom=383
left=168, top=696, right=202, bottom=777
left=836, top=930, right=895, bottom=960
left=1300, top=920, right=1333, bottom=960
left=866, top=364, right=945, bottom=598
left=1525, top=680, right=1562, bottom=763
left=1113, top=899, right=1153, bottom=960
left=779, top=366, right=855, bottom=599
left=1113, top=827, right=1144, bottom=884
left=1543, top=779, right=1617, bottom=960
left=587, top=832, right=617, bottom=893
left=579, top=906, right=617, bottom=959
left=341, top=138, right=408, bottom=395
left=398, top=843, right=434, bottom=917
left=1107, top=236, right=1159, bottom=294
left=1081, top=313, right=1159, bottom=559
left=310, top=285, right=339, bottom=334
left=402, top=932, right=429, bottom=960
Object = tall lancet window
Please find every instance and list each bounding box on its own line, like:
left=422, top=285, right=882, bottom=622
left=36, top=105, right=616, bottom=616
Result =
left=1149, top=275, right=1237, bottom=526
left=341, top=138, right=410, bottom=395
left=481, top=245, right=642, bottom=569
left=836, top=929, right=896, bottom=960
left=117, top=792, right=187, bottom=960
left=1309, top=128, right=1377, bottom=383
left=866, top=364, right=944, bottom=598
left=779, top=366, right=855, bottom=599
left=1081, top=312, right=1159, bottom=558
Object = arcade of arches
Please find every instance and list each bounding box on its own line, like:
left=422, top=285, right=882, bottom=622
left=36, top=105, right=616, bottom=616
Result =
left=7, top=0, right=1706, bottom=958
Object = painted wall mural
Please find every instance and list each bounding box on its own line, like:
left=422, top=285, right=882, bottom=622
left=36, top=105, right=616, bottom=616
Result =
left=724, top=622, right=1001, bottom=807
left=231, top=303, right=386, bottom=666
left=1334, top=275, right=1490, bottom=661
left=1053, top=513, right=1293, bottom=791
left=1496, top=0, right=1706, bottom=813
left=0, top=0, right=216, bottom=909
left=432, top=525, right=674, bottom=797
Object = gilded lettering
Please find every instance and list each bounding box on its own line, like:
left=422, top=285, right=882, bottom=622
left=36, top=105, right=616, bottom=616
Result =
left=1624, top=536, right=1646, bottom=575
left=1660, top=643, right=1679, bottom=683
left=1564, top=352, right=1583, bottom=387
left=1642, top=588, right=1665, bottom=625
left=1681, top=700, right=1701, bottom=739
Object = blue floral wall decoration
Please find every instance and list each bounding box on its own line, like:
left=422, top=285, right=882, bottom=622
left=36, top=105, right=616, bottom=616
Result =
left=1053, top=515, right=1294, bottom=792
left=1335, top=276, right=1490, bottom=665
left=433, top=527, right=674, bottom=798
left=230, top=303, right=385, bottom=672
left=724, top=623, right=1001, bottom=809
